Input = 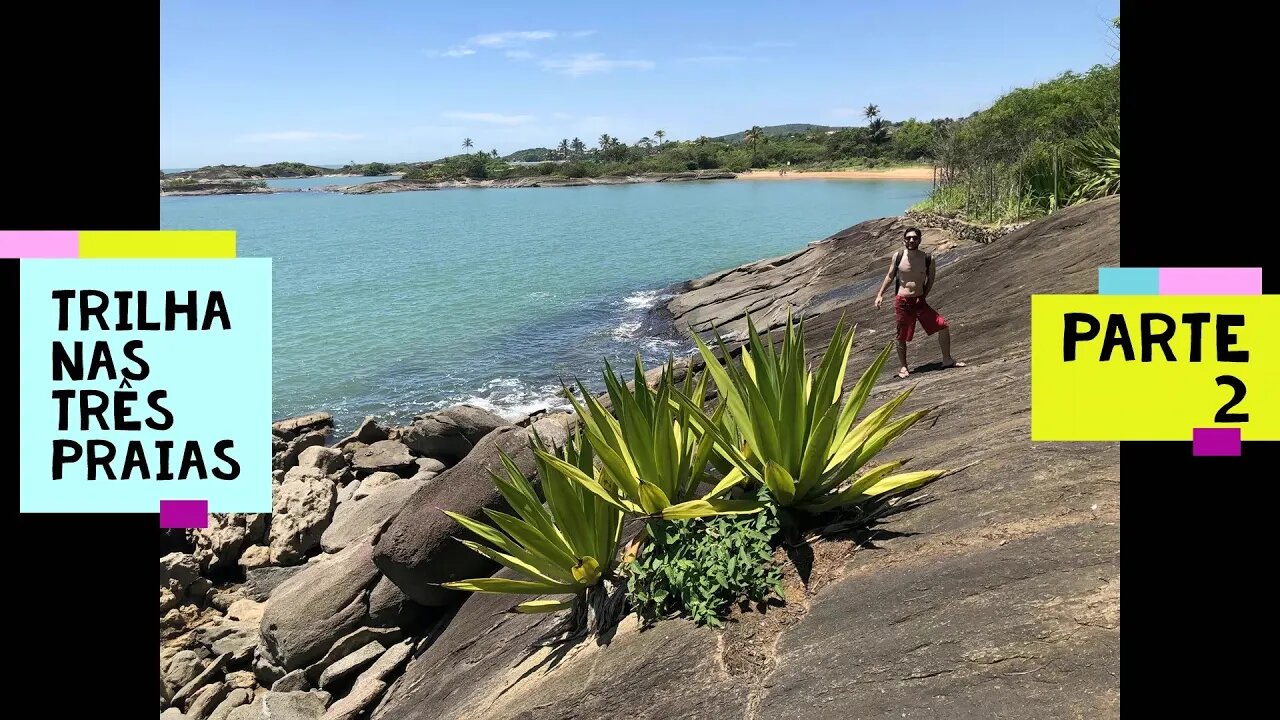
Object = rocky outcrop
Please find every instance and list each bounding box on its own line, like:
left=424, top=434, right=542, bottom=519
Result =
left=336, top=171, right=737, bottom=194
left=369, top=196, right=1121, bottom=719
left=388, top=404, right=510, bottom=464
left=162, top=198, right=1119, bottom=720
left=372, top=413, right=576, bottom=606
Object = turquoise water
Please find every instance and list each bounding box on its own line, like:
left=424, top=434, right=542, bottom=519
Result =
left=159, top=179, right=931, bottom=434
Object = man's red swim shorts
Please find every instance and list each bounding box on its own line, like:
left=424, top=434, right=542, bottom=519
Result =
left=895, top=295, right=948, bottom=342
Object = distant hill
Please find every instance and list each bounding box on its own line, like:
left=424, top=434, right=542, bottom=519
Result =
left=711, top=124, right=849, bottom=143
left=163, top=162, right=332, bottom=180
left=503, top=148, right=554, bottom=162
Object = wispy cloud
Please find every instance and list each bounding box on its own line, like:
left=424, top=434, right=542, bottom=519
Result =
left=441, top=112, right=537, bottom=126
left=753, top=40, right=795, bottom=48
left=470, top=30, right=556, bottom=48
left=243, top=130, right=363, bottom=143
left=541, top=53, right=655, bottom=77
left=676, top=55, right=745, bottom=65
left=432, top=29, right=595, bottom=58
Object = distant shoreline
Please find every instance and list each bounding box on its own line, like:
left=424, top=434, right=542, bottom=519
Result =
left=160, top=167, right=938, bottom=197
left=737, top=167, right=935, bottom=181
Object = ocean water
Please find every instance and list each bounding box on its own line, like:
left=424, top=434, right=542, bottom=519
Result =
left=159, top=179, right=931, bottom=434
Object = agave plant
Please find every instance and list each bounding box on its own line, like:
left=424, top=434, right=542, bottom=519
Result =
left=538, top=357, right=767, bottom=521
left=440, top=428, right=624, bottom=620
left=1068, top=122, right=1119, bottom=202
left=678, top=312, right=963, bottom=514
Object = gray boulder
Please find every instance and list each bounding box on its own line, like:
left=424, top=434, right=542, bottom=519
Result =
left=259, top=526, right=384, bottom=671
left=351, top=440, right=417, bottom=477
left=389, top=404, right=509, bottom=464
left=372, top=414, right=574, bottom=606
left=321, top=480, right=416, bottom=554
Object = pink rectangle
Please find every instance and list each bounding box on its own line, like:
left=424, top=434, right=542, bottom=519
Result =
left=1192, top=428, right=1241, bottom=457
left=0, top=230, right=78, bottom=258
left=1159, top=267, right=1262, bottom=295
left=160, top=500, right=209, bottom=529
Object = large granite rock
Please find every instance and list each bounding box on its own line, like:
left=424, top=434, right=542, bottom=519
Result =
left=321, top=480, right=417, bottom=553
left=388, top=404, right=510, bottom=464
left=351, top=440, right=417, bottom=477
left=370, top=197, right=1122, bottom=719
left=259, top=526, right=385, bottom=671
left=269, top=473, right=337, bottom=565
left=372, top=413, right=575, bottom=606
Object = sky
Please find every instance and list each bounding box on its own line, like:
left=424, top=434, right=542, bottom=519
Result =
left=160, top=0, right=1120, bottom=168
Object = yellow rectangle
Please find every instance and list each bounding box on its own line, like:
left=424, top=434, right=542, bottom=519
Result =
left=79, top=230, right=236, bottom=258
left=1031, top=295, right=1278, bottom=441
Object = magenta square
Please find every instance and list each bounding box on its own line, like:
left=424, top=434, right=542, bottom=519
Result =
left=1192, top=428, right=1241, bottom=457
left=160, top=500, right=209, bottom=528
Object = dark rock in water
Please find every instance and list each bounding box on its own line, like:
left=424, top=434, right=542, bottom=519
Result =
left=371, top=197, right=1122, bottom=719
left=320, top=479, right=414, bottom=550
left=259, top=526, right=386, bottom=670
left=372, top=414, right=574, bottom=606
left=356, top=416, right=389, bottom=444
left=272, top=413, right=333, bottom=440
left=390, top=404, right=509, bottom=464
left=351, top=440, right=417, bottom=477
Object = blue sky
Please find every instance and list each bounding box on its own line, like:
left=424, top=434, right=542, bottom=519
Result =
left=160, top=0, right=1120, bottom=168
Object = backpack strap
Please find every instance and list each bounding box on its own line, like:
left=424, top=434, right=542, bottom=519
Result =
left=892, top=250, right=903, bottom=293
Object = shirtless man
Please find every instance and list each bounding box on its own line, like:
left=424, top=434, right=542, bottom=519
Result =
left=874, top=227, right=966, bottom=378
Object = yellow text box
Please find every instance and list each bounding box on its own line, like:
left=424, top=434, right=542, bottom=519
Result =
left=79, top=230, right=235, bottom=258
left=1031, top=295, right=1278, bottom=441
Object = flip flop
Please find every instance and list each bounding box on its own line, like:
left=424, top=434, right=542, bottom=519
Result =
left=897, top=367, right=911, bottom=379
left=942, top=360, right=967, bottom=369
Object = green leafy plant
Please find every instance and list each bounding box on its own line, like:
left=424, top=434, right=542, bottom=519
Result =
left=440, top=429, right=623, bottom=618
left=626, top=486, right=783, bottom=627
left=540, top=358, right=767, bottom=521
left=680, top=312, right=963, bottom=515
left=1068, top=123, right=1119, bottom=201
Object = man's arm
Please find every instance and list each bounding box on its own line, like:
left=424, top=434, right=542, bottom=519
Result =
left=923, top=258, right=935, bottom=298
left=874, top=255, right=896, bottom=308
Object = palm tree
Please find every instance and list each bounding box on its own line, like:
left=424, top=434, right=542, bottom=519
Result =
left=638, top=137, right=653, bottom=152
left=462, top=138, right=474, bottom=150
left=598, top=134, right=612, bottom=151
left=863, top=104, right=879, bottom=121
left=571, top=137, right=585, bottom=156
left=491, top=149, right=499, bottom=158
left=654, top=129, right=666, bottom=145
left=558, top=139, right=571, bottom=159
left=744, top=126, right=766, bottom=165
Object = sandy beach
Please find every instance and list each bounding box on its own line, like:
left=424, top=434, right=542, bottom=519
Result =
left=737, top=166, right=935, bottom=181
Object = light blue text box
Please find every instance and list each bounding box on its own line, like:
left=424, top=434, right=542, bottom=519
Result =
left=20, top=259, right=272, bottom=514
